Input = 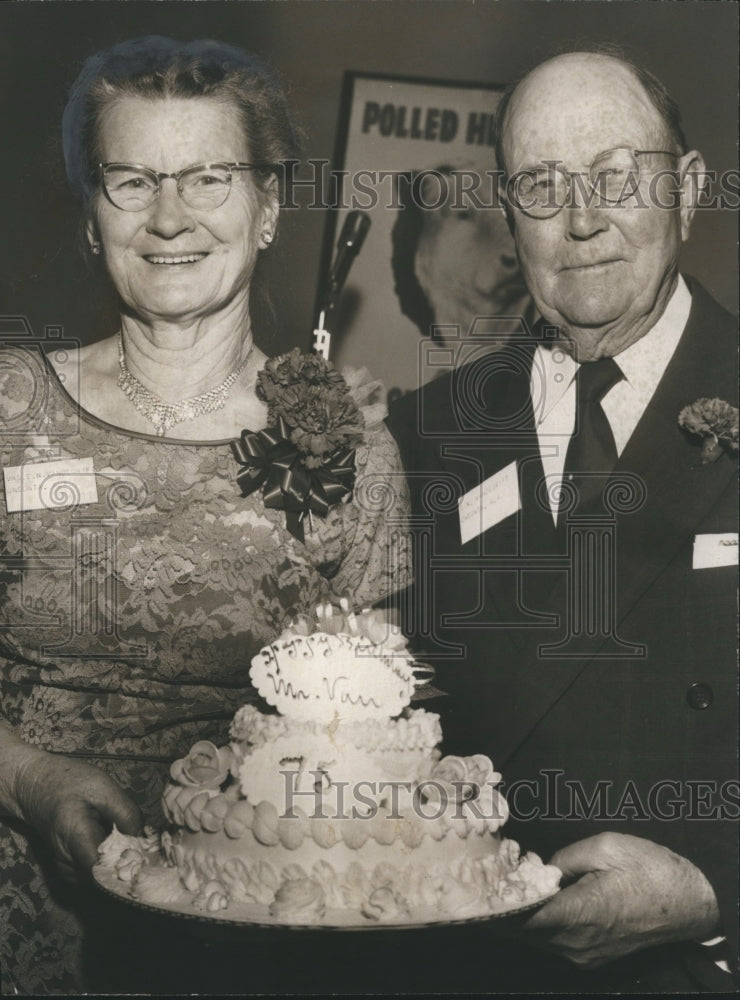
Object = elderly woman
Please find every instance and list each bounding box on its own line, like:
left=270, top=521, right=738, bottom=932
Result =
left=0, top=37, right=409, bottom=994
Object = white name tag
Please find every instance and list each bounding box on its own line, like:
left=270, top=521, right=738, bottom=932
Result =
left=3, top=458, right=98, bottom=513
left=693, top=533, right=738, bottom=569
left=458, top=460, right=520, bottom=544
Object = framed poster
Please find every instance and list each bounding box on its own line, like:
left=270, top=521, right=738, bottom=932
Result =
left=315, top=72, right=536, bottom=395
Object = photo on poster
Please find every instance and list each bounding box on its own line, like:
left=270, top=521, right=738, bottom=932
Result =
left=316, top=73, right=537, bottom=395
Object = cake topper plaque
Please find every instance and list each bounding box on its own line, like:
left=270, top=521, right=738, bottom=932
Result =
left=249, top=633, right=420, bottom=721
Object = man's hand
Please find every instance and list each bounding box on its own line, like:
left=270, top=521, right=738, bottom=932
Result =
left=521, top=833, right=720, bottom=968
left=14, top=748, right=143, bottom=883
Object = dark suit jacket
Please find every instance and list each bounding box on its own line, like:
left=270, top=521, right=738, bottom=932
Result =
left=387, top=279, right=738, bottom=992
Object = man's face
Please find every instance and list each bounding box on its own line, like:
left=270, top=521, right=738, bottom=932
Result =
left=502, top=54, right=699, bottom=360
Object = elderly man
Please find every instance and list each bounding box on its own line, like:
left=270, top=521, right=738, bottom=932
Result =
left=388, top=51, right=737, bottom=992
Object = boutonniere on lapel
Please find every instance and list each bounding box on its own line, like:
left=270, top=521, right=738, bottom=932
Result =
left=678, top=397, right=739, bottom=463
left=231, top=349, right=365, bottom=541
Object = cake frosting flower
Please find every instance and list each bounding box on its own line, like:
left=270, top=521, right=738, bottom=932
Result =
left=128, top=864, right=185, bottom=907
left=361, top=885, right=411, bottom=922
left=96, top=825, right=145, bottom=872
left=170, top=740, right=233, bottom=789
left=193, top=878, right=230, bottom=913
left=229, top=704, right=287, bottom=748
left=424, top=754, right=498, bottom=805
left=269, top=877, right=327, bottom=921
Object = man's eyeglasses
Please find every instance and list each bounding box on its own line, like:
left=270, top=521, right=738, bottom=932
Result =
left=99, top=162, right=277, bottom=212
left=507, top=147, right=680, bottom=219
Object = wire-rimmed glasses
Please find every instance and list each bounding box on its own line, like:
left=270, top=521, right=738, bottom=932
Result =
left=507, top=147, right=680, bottom=219
left=99, top=161, right=277, bottom=212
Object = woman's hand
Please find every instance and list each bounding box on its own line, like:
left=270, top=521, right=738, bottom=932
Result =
left=1, top=725, right=143, bottom=882
left=520, top=833, right=720, bottom=968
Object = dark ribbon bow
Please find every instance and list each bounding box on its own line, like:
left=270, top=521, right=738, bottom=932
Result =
left=231, top=415, right=356, bottom=542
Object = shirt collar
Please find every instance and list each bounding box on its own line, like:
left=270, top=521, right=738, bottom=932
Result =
left=532, top=275, right=692, bottom=423
left=531, top=342, right=577, bottom=424
left=610, top=275, right=691, bottom=397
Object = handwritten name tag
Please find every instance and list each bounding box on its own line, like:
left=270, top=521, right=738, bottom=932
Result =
left=458, top=460, right=520, bottom=545
left=3, top=458, right=98, bottom=513
left=693, top=533, right=738, bottom=569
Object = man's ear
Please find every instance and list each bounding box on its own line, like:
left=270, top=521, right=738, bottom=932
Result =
left=677, top=150, right=707, bottom=242
left=497, top=180, right=516, bottom=237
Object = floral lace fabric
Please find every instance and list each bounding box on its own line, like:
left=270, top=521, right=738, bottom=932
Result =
left=0, top=344, right=410, bottom=993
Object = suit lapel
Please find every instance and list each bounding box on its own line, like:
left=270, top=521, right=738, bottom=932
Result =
left=609, top=286, right=737, bottom=632
left=475, top=336, right=564, bottom=633
left=437, top=337, right=541, bottom=536
left=485, top=284, right=738, bottom=766
left=454, top=339, right=564, bottom=620
left=437, top=337, right=578, bottom=766
left=422, top=341, right=566, bottom=673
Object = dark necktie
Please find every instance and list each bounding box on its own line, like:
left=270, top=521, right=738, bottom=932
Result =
left=560, top=356, right=624, bottom=519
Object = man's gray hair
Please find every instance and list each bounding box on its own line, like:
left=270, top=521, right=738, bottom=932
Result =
left=493, top=44, right=688, bottom=179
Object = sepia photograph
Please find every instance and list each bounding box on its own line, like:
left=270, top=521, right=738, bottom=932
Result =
left=0, top=1, right=737, bottom=996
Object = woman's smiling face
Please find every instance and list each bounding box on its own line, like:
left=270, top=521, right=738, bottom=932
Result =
left=89, top=95, right=276, bottom=326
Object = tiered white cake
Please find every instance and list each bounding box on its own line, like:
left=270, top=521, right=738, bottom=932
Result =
left=96, top=611, right=560, bottom=925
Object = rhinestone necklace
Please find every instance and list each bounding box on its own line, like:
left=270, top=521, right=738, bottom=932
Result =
left=117, top=333, right=252, bottom=436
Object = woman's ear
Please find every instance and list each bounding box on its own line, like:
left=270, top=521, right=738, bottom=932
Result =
left=85, top=214, right=101, bottom=254
left=258, top=173, right=280, bottom=247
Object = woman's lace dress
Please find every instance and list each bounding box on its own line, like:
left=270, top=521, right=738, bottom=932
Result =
left=0, top=344, right=410, bottom=993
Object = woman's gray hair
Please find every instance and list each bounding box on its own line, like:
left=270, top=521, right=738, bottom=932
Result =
left=62, top=35, right=302, bottom=202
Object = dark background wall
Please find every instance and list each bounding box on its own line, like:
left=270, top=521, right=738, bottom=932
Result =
left=1, top=0, right=737, bottom=358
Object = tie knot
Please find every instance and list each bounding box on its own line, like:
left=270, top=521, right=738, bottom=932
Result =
left=576, top=357, right=623, bottom=404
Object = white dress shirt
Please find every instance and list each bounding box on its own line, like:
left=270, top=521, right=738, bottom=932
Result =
left=530, top=277, right=693, bottom=522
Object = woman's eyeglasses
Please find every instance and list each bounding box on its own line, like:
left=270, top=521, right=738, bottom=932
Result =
left=99, top=161, right=277, bottom=212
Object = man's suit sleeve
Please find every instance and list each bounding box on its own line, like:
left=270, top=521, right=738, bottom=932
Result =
left=385, top=392, right=419, bottom=477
